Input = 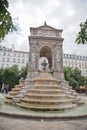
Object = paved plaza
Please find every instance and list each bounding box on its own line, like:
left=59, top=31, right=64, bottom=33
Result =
left=0, top=94, right=87, bottom=130
left=0, top=116, right=87, bottom=130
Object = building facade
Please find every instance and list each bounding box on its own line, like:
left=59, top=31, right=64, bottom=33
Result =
left=0, top=47, right=29, bottom=69
left=0, top=47, right=87, bottom=76
left=63, top=54, right=87, bottom=76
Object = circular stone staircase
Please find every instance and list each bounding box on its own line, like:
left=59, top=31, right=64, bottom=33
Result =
left=17, top=72, right=76, bottom=111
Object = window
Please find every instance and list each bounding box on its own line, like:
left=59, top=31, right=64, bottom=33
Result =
left=1, top=64, right=4, bottom=67
left=14, top=53, right=16, bottom=57
left=3, top=52, right=6, bottom=56
left=68, top=55, right=70, bottom=58
left=2, top=57, right=5, bottom=62
left=80, top=56, right=82, bottom=60
left=26, top=60, right=28, bottom=64
left=18, top=59, right=20, bottom=63
left=13, top=58, right=15, bottom=62
left=8, top=53, right=10, bottom=56
left=22, top=54, right=25, bottom=57
left=27, top=54, right=29, bottom=58
left=18, top=53, right=20, bottom=57
left=84, top=57, right=86, bottom=60
left=64, top=54, right=66, bottom=58
left=22, top=59, right=24, bottom=63
left=7, top=58, right=9, bottom=62
left=79, top=64, right=81, bottom=68
left=7, top=64, right=9, bottom=67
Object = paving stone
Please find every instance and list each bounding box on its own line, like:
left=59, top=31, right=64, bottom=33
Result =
left=0, top=116, right=87, bottom=130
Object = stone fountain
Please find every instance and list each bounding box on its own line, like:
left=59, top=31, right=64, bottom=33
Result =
left=5, top=23, right=84, bottom=112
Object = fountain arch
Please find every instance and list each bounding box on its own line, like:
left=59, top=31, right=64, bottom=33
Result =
left=40, top=46, right=52, bottom=69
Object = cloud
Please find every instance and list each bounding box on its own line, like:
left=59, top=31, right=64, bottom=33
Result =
left=1, top=0, right=87, bottom=56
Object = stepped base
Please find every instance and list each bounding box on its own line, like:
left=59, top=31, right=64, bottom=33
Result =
left=17, top=103, right=76, bottom=111
left=5, top=79, right=24, bottom=104
left=17, top=72, right=78, bottom=112
left=5, top=100, right=12, bottom=105
left=78, top=100, right=85, bottom=106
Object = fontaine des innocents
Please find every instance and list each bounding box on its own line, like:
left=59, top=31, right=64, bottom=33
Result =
left=5, top=22, right=84, bottom=111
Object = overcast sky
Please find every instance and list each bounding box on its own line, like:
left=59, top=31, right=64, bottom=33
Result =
left=1, top=0, right=87, bottom=56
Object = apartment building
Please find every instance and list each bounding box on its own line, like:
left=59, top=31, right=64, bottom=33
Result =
left=0, top=47, right=29, bottom=69
left=0, top=47, right=87, bottom=76
left=63, top=54, right=87, bottom=76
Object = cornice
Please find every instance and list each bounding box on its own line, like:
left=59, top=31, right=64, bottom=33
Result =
left=29, top=36, right=64, bottom=42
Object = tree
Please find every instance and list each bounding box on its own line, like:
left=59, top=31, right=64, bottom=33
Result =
left=84, top=77, right=87, bottom=87
left=0, top=0, right=16, bottom=41
left=64, top=67, right=86, bottom=89
left=0, top=68, right=4, bottom=84
left=72, top=68, right=86, bottom=86
left=19, top=65, right=28, bottom=79
left=3, top=65, right=20, bottom=88
left=76, top=19, right=87, bottom=44
left=69, top=78, right=78, bottom=89
left=0, top=65, right=28, bottom=91
left=64, top=67, right=72, bottom=81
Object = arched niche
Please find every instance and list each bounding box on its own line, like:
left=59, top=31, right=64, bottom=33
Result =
left=39, top=46, right=52, bottom=69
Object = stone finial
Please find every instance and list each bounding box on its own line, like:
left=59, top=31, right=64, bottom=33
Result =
left=44, top=21, right=47, bottom=26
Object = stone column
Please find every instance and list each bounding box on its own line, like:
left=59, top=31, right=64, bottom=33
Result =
left=25, top=50, right=39, bottom=87
left=53, top=44, right=64, bottom=81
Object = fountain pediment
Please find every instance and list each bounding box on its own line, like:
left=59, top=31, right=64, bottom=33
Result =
left=30, top=22, right=62, bottom=37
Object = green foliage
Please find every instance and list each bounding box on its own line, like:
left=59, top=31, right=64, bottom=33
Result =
left=19, top=65, right=28, bottom=79
left=64, top=67, right=71, bottom=81
left=0, top=0, right=16, bottom=41
left=76, top=19, right=87, bottom=44
left=84, top=77, right=87, bottom=87
left=69, top=78, right=78, bottom=89
left=3, top=65, right=20, bottom=88
left=64, top=67, right=87, bottom=89
left=0, top=65, right=27, bottom=89
left=0, top=68, right=4, bottom=84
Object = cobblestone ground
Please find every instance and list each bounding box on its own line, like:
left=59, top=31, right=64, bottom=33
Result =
left=0, top=116, right=87, bottom=130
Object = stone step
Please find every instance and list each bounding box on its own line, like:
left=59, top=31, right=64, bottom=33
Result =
left=21, top=101, right=72, bottom=106
left=72, top=93, right=78, bottom=96
left=34, top=80, right=58, bottom=85
left=21, top=98, right=72, bottom=102
left=24, top=94, right=69, bottom=100
left=17, top=103, right=76, bottom=111
left=5, top=94, right=14, bottom=99
left=5, top=99, right=13, bottom=104
left=21, top=98, right=72, bottom=105
left=15, top=85, right=23, bottom=88
left=33, top=85, right=62, bottom=89
left=27, top=89, right=64, bottom=94
left=8, top=91, right=18, bottom=95
left=34, top=78, right=58, bottom=81
left=12, top=88, right=22, bottom=91
left=78, top=100, right=85, bottom=105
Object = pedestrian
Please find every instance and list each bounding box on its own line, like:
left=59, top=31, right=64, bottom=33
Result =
left=1, top=83, right=5, bottom=93
left=85, top=89, right=87, bottom=96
